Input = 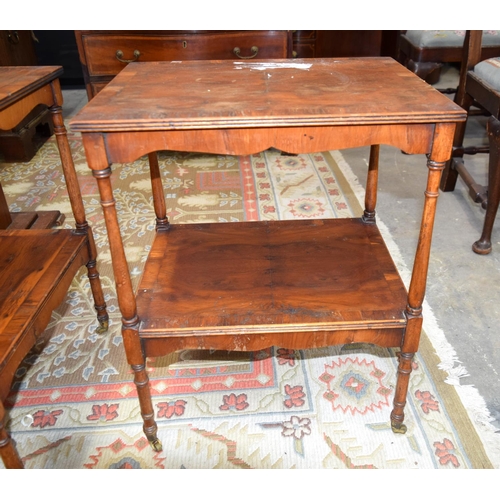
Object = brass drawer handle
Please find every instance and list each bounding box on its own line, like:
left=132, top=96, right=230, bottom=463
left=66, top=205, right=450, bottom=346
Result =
left=233, top=46, right=259, bottom=59
left=115, top=49, right=141, bottom=63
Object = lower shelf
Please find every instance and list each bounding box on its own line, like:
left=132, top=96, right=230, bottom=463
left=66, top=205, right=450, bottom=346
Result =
left=136, top=218, right=409, bottom=352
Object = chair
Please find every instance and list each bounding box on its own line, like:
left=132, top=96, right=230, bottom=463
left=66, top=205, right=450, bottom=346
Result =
left=398, top=30, right=500, bottom=88
left=439, top=31, right=500, bottom=254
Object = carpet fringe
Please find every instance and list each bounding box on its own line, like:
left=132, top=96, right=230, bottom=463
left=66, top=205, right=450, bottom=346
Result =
left=330, top=149, right=500, bottom=468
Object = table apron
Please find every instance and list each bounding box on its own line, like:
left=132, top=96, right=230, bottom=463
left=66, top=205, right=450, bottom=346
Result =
left=82, top=123, right=439, bottom=167
left=0, top=85, right=54, bottom=131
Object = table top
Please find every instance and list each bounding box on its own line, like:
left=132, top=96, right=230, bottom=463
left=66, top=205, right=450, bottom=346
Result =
left=70, top=57, right=466, bottom=133
left=0, top=229, right=87, bottom=371
left=0, top=66, right=63, bottom=111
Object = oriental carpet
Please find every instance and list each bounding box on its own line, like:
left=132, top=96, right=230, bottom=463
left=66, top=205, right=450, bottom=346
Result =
left=0, top=131, right=497, bottom=469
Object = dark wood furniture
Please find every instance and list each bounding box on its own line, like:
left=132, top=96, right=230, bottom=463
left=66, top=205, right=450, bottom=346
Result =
left=75, top=31, right=400, bottom=101
left=0, top=103, right=54, bottom=162
left=71, top=58, right=465, bottom=452
left=0, top=31, right=55, bottom=162
left=293, top=30, right=399, bottom=59
left=398, top=30, right=500, bottom=85
left=33, top=31, right=85, bottom=88
left=0, top=66, right=66, bottom=228
left=0, top=31, right=37, bottom=66
left=440, top=31, right=500, bottom=254
left=74, top=30, right=292, bottom=99
left=0, top=66, right=109, bottom=468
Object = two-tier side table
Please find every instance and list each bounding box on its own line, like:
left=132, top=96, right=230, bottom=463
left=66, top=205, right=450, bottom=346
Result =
left=0, top=66, right=109, bottom=468
left=70, top=58, right=466, bottom=452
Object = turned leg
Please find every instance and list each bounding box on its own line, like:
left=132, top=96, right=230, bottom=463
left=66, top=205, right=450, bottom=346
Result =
left=90, top=164, right=161, bottom=451
left=391, top=353, right=414, bottom=434
left=391, top=124, right=455, bottom=433
left=362, top=145, right=379, bottom=224
left=85, top=227, right=109, bottom=332
left=390, top=316, right=422, bottom=433
left=0, top=401, right=23, bottom=468
left=148, top=152, right=169, bottom=231
left=49, top=94, right=109, bottom=332
left=473, top=117, right=500, bottom=254
left=123, top=326, right=162, bottom=451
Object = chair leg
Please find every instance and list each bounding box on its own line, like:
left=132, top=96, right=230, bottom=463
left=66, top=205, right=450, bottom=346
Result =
left=406, top=60, right=442, bottom=84
left=440, top=93, right=475, bottom=192
left=0, top=401, right=24, bottom=468
left=473, top=116, right=500, bottom=254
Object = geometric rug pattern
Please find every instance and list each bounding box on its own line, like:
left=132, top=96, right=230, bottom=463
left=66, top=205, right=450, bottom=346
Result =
left=0, top=131, right=493, bottom=468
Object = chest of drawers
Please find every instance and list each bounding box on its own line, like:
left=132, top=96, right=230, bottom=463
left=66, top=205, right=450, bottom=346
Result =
left=75, top=30, right=292, bottom=99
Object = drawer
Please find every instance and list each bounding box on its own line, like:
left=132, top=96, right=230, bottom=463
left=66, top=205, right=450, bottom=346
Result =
left=82, top=32, right=290, bottom=77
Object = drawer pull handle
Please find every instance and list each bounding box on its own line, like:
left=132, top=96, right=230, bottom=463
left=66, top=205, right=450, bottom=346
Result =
left=233, top=46, right=259, bottom=59
left=115, top=49, right=141, bottom=63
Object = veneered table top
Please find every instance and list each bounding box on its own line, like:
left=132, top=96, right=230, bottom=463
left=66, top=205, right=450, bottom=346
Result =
left=70, top=58, right=466, bottom=133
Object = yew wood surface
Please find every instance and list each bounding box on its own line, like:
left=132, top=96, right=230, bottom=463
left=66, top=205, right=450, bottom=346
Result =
left=71, top=57, right=466, bottom=447
left=137, top=219, right=407, bottom=335
left=137, top=219, right=407, bottom=355
left=70, top=58, right=465, bottom=133
left=0, top=230, right=89, bottom=400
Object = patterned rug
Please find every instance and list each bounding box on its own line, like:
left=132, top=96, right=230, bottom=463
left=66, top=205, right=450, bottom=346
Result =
left=0, top=131, right=496, bottom=469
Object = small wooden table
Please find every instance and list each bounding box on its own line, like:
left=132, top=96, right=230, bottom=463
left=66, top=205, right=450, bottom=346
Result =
left=0, top=66, right=69, bottom=229
left=71, top=58, right=466, bottom=452
left=0, top=67, right=109, bottom=469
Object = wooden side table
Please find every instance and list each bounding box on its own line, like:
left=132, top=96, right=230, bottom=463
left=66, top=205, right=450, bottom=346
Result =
left=71, top=58, right=466, bottom=453
left=0, top=66, right=66, bottom=229
left=0, top=66, right=109, bottom=468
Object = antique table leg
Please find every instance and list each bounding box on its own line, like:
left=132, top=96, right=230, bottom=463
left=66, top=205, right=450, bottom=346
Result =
left=362, top=144, right=379, bottom=224
left=390, top=123, right=456, bottom=433
left=49, top=84, right=108, bottom=332
left=92, top=165, right=162, bottom=451
left=148, top=152, right=169, bottom=231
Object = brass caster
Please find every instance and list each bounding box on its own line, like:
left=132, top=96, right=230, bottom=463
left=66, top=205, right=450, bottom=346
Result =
left=149, top=437, right=163, bottom=452
left=391, top=421, right=407, bottom=434
left=95, top=320, right=109, bottom=334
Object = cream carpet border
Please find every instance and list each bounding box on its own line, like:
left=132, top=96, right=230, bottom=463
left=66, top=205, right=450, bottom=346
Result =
left=328, top=149, right=500, bottom=468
